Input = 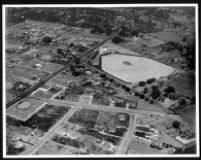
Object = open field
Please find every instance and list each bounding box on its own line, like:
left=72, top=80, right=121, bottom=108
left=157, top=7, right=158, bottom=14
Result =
left=105, top=40, right=139, bottom=55
left=20, top=59, right=65, bottom=73
left=102, top=54, right=175, bottom=83
left=127, top=138, right=164, bottom=154
left=50, top=72, right=76, bottom=86
left=179, top=105, right=195, bottom=127
left=6, top=93, right=16, bottom=104
left=7, top=65, right=49, bottom=81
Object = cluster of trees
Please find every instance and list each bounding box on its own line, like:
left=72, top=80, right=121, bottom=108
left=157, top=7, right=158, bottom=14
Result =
left=112, top=36, right=125, bottom=44
left=6, top=8, right=25, bottom=26
left=144, top=8, right=170, bottom=21
left=161, top=40, right=195, bottom=71
left=139, top=78, right=156, bottom=86
left=93, top=91, right=110, bottom=106
left=164, top=85, right=175, bottom=94
left=42, top=36, right=52, bottom=44
left=184, top=41, right=195, bottom=70
left=146, top=78, right=156, bottom=84
left=161, top=41, right=183, bottom=52
left=118, top=25, right=139, bottom=38
left=91, top=24, right=113, bottom=36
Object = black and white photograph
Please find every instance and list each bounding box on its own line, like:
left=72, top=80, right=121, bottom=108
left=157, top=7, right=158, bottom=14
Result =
left=2, top=4, right=199, bottom=158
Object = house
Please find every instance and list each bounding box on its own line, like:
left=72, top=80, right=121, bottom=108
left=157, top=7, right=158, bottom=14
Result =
left=112, top=97, right=126, bottom=108
left=33, top=63, right=43, bottom=69
left=114, top=95, right=139, bottom=109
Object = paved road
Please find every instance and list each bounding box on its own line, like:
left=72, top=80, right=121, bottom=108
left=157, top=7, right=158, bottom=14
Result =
left=21, top=107, right=80, bottom=155
left=115, top=115, right=136, bottom=154
left=25, top=97, right=179, bottom=119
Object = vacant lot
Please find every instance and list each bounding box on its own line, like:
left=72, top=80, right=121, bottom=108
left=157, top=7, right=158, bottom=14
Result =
left=137, top=99, right=168, bottom=113
left=34, top=140, right=72, bottom=155
left=149, top=31, right=184, bottom=44
left=167, top=71, right=195, bottom=97
left=6, top=39, right=24, bottom=49
left=102, top=54, right=175, bottom=84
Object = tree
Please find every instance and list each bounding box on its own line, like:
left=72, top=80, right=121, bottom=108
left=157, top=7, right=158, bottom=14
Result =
left=172, top=120, right=180, bottom=129
left=42, top=36, right=52, bottom=44
left=179, top=99, right=187, bottom=106
left=139, top=81, right=146, bottom=86
left=164, top=86, right=175, bottom=94
left=143, top=87, right=148, bottom=94
left=125, top=87, right=131, bottom=93
left=182, top=37, right=187, bottom=42
left=57, top=48, right=64, bottom=55
left=69, top=43, right=75, bottom=47
left=74, top=56, right=81, bottom=64
left=70, top=65, right=75, bottom=72
left=151, top=86, right=161, bottom=99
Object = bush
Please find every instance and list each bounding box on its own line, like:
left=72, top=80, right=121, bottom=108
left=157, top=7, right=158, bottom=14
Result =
left=179, top=99, right=187, bottom=105
left=69, top=43, right=75, bottom=47
left=191, top=96, right=195, bottom=104
left=42, top=36, right=52, bottom=44
left=109, top=78, right=113, bottom=83
left=150, top=100, right=154, bottom=104
left=139, top=81, right=146, bottom=86
left=172, top=120, right=180, bottom=129
left=139, top=94, right=145, bottom=99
